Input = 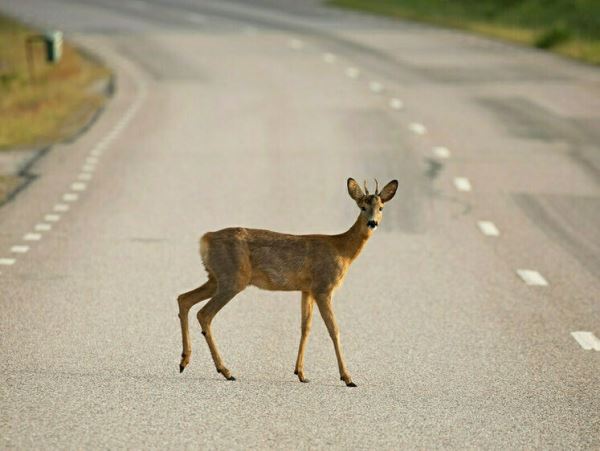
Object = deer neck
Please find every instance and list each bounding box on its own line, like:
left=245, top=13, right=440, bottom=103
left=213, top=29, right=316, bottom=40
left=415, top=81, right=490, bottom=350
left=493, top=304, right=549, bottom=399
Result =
left=336, top=214, right=372, bottom=262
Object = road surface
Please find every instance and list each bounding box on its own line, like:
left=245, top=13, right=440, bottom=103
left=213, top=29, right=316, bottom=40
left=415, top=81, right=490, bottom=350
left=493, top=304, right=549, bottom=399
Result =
left=1, top=0, right=599, bottom=448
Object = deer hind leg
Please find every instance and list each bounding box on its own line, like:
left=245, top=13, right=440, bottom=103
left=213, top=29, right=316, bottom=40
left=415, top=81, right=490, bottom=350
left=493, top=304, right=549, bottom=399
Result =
left=177, top=277, right=216, bottom=373
left=314, top=292, right=356, bottom=387
left=197, top=287, right=242, bottom=381
left=294, top=291, right=314, bottom=383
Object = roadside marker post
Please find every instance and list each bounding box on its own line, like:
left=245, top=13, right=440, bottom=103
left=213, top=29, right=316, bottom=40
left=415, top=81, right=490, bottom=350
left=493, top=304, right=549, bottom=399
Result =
left=25, top=30, right=63, bottom=82
left=44, top=31, right=63, bottom=63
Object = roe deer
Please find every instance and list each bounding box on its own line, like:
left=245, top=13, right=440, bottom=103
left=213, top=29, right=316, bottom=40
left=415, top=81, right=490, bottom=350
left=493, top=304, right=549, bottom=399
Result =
left=177, top=177, right=398, bottom=387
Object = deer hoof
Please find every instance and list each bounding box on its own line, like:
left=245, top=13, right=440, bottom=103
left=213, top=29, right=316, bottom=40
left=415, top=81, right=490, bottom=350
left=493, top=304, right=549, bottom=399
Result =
left=346, top=382, right=357, bottom=388
left=296, top=372, right=309, bottom=383
left=218, top=368, right=235, bottom=381
left=179, top=364, right=185, bottom=373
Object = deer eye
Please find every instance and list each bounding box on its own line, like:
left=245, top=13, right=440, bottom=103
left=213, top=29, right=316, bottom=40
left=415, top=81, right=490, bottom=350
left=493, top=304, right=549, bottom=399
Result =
left=379, top=207, right=383, bottom=211
left=361, top=207, right=366, bottom=211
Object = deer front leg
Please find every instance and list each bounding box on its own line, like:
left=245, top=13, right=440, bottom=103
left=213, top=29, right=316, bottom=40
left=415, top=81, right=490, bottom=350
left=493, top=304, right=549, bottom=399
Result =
left=315, top=293, right=356, bottom=387
left=294, top=291, right=315, bottom=383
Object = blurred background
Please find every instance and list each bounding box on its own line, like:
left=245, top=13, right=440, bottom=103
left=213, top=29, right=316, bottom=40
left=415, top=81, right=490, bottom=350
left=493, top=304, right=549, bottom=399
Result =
left=1, top=0, right=599, bottom=448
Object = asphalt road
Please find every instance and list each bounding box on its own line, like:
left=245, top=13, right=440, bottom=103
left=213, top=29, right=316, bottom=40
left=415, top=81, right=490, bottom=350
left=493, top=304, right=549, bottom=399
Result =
left=1, top=0, right=599, bottom=448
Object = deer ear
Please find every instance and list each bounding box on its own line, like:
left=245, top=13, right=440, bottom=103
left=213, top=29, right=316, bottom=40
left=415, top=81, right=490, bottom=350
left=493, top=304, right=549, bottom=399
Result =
left=347, top=178, right=365, bottom=203
left=379, top=180, right=398, bottom=203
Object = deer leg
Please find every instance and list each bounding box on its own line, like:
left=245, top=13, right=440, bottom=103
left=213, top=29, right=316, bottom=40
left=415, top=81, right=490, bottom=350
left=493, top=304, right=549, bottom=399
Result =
left=177, top=279, right=216, bottom=373
left=197, top=289, right=240, bottom=381
left=314, top=293, right=356, bottom=387
left=294, top=291, right=314, bottom=383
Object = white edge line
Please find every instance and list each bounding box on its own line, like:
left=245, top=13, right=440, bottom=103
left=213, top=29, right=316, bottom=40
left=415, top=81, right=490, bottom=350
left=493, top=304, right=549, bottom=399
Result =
left=54, top=204, right=70, bottom=212
left=35, top=223, right=52, bottom=231
left=63, top=193, right=79, bottom=202
left=71, top=182, right=87, bottom=191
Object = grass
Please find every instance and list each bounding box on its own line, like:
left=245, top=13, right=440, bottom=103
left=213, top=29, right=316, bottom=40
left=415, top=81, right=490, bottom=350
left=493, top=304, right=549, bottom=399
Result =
left=328, top=0, right=600, bottom=65
left=0, top=14, right=110, bottom=205
left=0, top=14, right=111, bottom=150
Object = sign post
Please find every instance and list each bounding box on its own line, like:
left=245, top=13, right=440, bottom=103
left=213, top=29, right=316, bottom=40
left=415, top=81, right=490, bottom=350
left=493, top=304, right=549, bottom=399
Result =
left=25, top=30, right=63, bottom=82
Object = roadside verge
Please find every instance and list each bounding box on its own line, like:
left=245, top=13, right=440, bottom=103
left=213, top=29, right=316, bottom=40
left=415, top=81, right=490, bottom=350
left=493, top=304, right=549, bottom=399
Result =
left=328, top=0, right=600, bottom=66
left=0, top=14, right=112, bottom=206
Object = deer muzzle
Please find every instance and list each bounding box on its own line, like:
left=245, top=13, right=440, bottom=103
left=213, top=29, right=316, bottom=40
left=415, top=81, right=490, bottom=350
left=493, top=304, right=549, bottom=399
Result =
left=367, top=220, right=378, bottom=230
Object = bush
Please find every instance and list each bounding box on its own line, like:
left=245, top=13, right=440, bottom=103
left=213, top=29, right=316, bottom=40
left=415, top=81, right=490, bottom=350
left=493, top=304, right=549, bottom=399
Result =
left=535, top=26, right=571, bottom=49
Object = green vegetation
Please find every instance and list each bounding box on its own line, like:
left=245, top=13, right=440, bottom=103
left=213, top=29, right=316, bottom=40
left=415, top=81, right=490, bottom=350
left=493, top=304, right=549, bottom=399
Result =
left=0, top=14, right=110, bottom=150
left=0, top=14, right=110, bottom=204
left=328, top=0, right=600, bottom=65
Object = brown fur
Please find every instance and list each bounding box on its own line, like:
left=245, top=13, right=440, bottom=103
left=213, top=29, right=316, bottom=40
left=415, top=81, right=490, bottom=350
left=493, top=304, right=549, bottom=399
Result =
left=177, top=178, right=398, bottom=386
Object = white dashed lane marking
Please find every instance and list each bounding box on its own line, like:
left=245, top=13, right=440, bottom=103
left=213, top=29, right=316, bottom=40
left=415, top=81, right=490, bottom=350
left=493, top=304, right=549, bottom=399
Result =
left=345, top=67, right=359, bottom=78
left=323, top=52, right=336, bottom=63
left=288, top=38, right=303, bottom=49
left=453, top=177, right=472, bottom=192
left=71, top=182, right=87, bottom=191
left=477, top=221, right=500, bottom=237
left=571, top=331, right=600, bottom=351
left=369, top=81, right=383, bottom=93
left=129, top=0, right=146, bottom=9
left=389, top=98, right=403, bottom=110
left=516, top=269, right=548, bottom=286
left=188, top=13, right=207, bottom=24
left=35, top=223, right=52, bottom=232
left=54, top=203, right=70, bottom=212
left=0, top=64, right=149, bottom=277
left=433, top=146, right=451, bottom=158
left=409, top=123, right=426, bottom=135
left=63, top=193, right=79, bottom=202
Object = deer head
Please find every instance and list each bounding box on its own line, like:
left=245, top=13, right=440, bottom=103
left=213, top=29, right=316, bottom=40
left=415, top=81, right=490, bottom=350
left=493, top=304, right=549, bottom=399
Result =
left=347, top=178, right=398, bottom=230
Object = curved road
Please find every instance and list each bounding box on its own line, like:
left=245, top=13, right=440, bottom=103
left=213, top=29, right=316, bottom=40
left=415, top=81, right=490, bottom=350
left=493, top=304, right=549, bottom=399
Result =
left=1, top=0, right=599, bottom=448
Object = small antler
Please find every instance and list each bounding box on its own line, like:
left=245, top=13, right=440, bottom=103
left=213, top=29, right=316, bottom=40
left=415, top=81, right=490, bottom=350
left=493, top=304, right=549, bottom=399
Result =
left=374, top=178, right=379, bottom=195
left=363, top=180, right=369, bottom=196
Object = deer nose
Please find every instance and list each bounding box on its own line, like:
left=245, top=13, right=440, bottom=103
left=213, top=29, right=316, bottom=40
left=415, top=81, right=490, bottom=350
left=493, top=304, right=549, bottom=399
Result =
left=367, top=220, right=378, bottom=229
